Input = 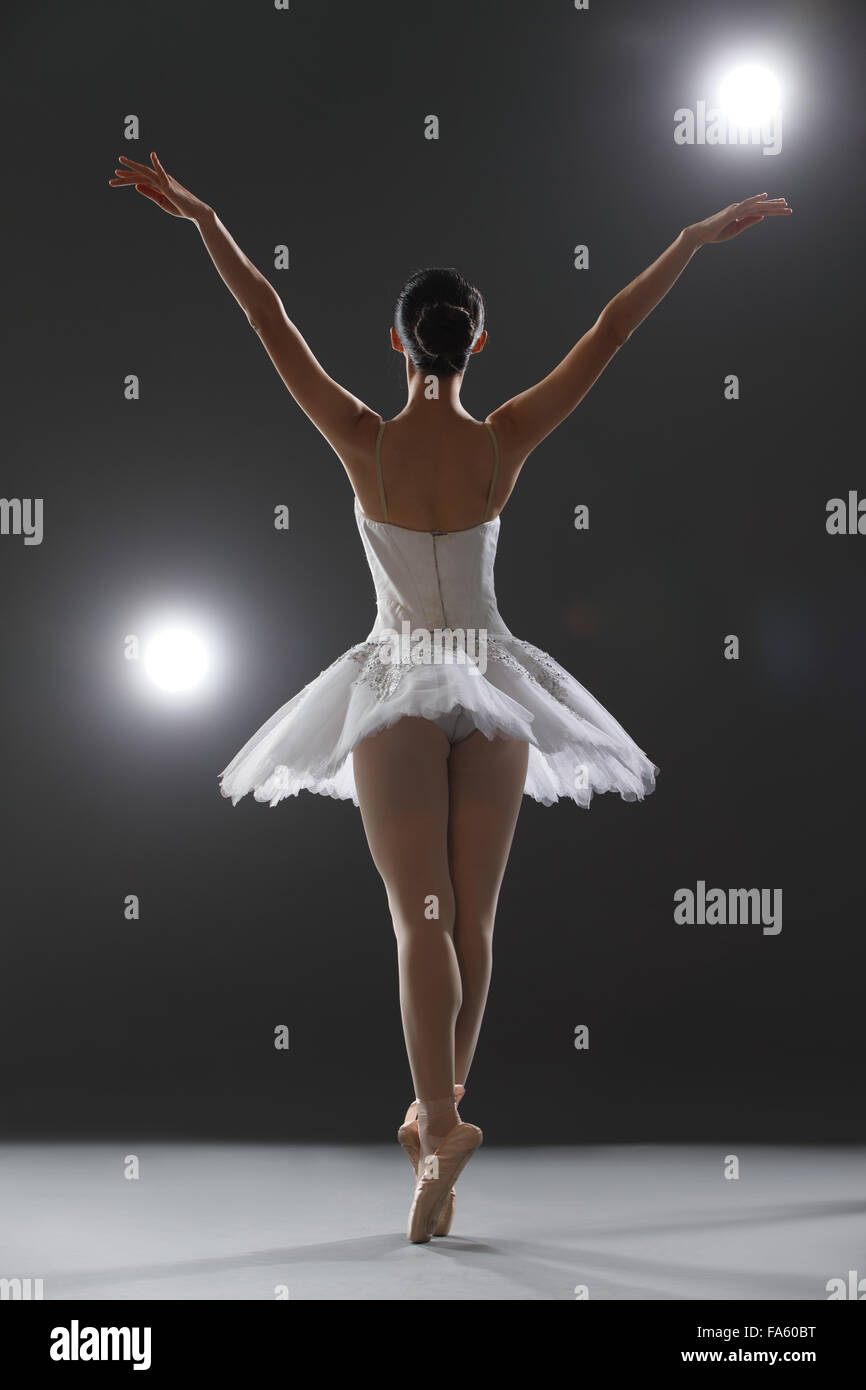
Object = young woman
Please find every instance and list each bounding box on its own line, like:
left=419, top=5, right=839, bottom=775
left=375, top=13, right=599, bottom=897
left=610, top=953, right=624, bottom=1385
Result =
left=110, top=154, right=790, bottom=1243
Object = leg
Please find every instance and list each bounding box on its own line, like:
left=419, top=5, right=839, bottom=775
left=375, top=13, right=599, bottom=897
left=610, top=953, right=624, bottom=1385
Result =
left=447, top=731, right=529, bottom=1086
left=352, top=717, right=462, bottom=1155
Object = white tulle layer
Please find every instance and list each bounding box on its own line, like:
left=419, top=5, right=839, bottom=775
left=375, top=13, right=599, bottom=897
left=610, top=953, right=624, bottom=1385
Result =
left=219, top=633, right=658, bottom=810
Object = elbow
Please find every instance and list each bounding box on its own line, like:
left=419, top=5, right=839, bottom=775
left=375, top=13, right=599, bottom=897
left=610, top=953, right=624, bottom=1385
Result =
left=598, top=311, right=629, bottom=350
left=248, top=291, right=281, bottom=334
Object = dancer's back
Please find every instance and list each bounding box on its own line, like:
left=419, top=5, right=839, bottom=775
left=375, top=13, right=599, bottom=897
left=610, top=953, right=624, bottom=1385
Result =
left=339, top=406, right=521, bottom=537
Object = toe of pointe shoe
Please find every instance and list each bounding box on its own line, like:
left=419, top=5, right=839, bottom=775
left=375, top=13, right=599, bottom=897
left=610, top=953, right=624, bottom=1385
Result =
left=432, top=1190, right=456, bottom=1237
left=407, top=1184, right=434, bottom=1243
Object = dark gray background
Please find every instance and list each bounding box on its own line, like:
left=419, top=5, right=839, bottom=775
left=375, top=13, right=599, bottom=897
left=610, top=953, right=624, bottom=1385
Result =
left=2, top=0, right=863, bottom=1142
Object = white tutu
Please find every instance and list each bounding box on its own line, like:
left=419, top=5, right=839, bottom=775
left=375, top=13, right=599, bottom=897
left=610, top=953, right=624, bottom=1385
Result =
left=219, top=497, right=658, bottom=810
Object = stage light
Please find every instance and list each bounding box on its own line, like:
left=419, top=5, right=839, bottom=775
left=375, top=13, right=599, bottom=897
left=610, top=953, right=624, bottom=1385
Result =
left=719, top=64, right=781, bottom=127
left=144, top=627, right=209, bottom=692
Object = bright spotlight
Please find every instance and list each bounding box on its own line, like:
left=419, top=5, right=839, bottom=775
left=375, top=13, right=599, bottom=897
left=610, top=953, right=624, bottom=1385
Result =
left=720, top=65, right=781, bottom=127
left=144, top=627, right=209, bottom=692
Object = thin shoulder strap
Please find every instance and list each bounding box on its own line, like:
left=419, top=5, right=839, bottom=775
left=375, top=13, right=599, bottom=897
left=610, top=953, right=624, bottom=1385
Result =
left=482, top=419, right=500, bottom=522
left=375, top=419, right=389, bottom=522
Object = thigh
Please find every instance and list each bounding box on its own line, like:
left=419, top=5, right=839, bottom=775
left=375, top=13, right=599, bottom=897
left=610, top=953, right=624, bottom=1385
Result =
left=447, top=731, right=529, bottom=927
left=352, top=717, right=454, bottom=913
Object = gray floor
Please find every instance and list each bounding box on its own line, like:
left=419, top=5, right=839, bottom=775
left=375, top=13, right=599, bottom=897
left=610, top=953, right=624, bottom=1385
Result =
left=4, top=1144, right=863, bottom=1300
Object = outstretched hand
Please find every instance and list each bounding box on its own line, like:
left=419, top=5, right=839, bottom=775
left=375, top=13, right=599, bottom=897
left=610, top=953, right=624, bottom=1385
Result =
left=691, top=192, right=791, bottom=245
left=108, top=151, right=208, bottom=220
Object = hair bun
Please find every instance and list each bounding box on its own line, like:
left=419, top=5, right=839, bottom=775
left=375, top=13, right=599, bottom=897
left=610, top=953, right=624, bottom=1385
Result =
left=414, top=301, right=474, bottom=360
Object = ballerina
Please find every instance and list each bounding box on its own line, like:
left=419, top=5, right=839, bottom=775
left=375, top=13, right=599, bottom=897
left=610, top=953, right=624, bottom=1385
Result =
left=110, top=152, right=791, bottom=1241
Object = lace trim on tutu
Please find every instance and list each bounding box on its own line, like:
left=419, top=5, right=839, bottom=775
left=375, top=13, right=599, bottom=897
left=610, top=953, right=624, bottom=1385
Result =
left=343, top=634, right=577, bottom=711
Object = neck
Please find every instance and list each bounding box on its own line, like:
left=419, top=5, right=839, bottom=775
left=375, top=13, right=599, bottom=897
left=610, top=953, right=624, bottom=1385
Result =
left=405, top=367, right=466, bottom=411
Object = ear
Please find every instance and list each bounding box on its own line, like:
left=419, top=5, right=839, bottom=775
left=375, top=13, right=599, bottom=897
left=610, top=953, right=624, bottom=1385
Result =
left=390, top=326, right=405, bottom=353
left=470, top=329, right=487, bottom=356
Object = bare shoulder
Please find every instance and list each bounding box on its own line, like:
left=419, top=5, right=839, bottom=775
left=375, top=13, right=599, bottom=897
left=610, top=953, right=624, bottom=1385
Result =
left=329, top=407, right=384, bottom=510
left=483, top=404, right=531, bottom=517
left=484, top=404, right=522, bottom=459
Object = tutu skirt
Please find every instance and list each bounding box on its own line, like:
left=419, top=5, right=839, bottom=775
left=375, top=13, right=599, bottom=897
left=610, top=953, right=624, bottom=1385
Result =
left=219, top=631, right=658, bottom=809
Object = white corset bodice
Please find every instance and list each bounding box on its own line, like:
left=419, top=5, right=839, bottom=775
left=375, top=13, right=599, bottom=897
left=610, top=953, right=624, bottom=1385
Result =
left=354, top=498, right=512, bottom=638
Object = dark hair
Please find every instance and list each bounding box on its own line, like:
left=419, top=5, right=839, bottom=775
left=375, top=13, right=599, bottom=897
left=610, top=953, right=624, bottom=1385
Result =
left=394, top=267, right=485, bottom=378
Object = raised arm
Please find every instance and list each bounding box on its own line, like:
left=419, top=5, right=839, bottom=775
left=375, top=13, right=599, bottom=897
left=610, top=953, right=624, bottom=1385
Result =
left=490, top=192, right=791, bottom=462
left=110, top=152, right=374, bottom=453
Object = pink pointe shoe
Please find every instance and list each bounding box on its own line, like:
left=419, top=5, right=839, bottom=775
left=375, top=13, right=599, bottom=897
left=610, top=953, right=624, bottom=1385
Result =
left=405, top=1114, right=483, bottom=1244
left=397, top=1084, right=466, bottom=1237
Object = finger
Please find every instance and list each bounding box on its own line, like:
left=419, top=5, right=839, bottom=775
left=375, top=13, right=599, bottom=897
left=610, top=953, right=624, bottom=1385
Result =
left=117, top=154, right=155, bottom=176
left=742, top=195, right=787, bottom=210
left=151, top=150, right=166, bottom=173
left=110, top=174, right=154, bottom=187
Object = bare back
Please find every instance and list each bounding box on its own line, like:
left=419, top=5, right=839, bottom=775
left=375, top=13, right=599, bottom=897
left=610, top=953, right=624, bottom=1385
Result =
left=341, top=407, right=527, bottom=534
